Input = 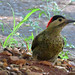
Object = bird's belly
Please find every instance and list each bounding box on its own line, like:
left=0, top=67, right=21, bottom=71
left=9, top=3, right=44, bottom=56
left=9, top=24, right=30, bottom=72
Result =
left=33, top=36, right=63, bottom=61
left=47, top=38, right=63, bottom=56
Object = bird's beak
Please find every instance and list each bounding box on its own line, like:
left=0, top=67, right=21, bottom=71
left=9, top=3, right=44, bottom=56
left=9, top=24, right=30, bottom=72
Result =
left=66, top=19, right=75, bottom=23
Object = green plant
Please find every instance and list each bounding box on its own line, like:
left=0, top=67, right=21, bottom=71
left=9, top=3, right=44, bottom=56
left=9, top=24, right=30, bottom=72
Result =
left=27, top=0, right=61, bottom=20
left=0, top=19, right=13, bottom=33
left=23, top=32, right=34, bottom=51
left=0, top=22, right=4, bottom=33
left=26, top=0, right=75, bottom=59
left=58, top=36, right=75, bottom=59
left=23, top=18, right=43, bottom=35
left=7, top=3, right=16, bottom=29
left=0, top=1, right=2, bottom=3
left=5, top=37, right=18, bottom=47
left=3, top=3, right=40, bottom=48
left=58, top=51, right=69, bottom=59
left=63, top=36, right=75, bottom=48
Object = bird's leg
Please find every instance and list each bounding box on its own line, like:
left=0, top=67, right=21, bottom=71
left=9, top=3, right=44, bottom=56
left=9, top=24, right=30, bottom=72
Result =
left=49, top=55, right=58, bottom=65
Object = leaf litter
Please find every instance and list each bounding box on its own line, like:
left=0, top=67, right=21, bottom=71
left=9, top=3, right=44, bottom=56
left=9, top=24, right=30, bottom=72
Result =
left=0, top=47, right=75, bottom=75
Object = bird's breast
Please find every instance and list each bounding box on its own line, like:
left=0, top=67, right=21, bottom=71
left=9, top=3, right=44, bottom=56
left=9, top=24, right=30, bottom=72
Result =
left=47, top=35, right=63, bottom=51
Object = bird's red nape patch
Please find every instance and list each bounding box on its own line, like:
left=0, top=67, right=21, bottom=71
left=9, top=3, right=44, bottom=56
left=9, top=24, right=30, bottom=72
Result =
left=46, top=17, right=53, bottom=28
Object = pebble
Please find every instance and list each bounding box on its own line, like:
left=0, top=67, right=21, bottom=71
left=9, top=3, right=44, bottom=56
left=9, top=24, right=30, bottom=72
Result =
left=56, top=61, right=62, bottom=66
left=68, top=72, right=75, bottom=75
left=0, top=70, right=8, bottom=75
left=12, top=67, right=19, bottom=72
left=6, top=67, right=11, bottom=70
left=10, top=72, right=17, bottom=75
left=25, top=71, right=43, bottom=75
left=61, top=64, right=67, bottom=67
left=0, top=62, right=3, bottom=67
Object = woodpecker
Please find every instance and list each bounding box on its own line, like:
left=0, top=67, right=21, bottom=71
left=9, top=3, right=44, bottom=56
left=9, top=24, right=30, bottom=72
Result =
left=31, top=15, right=75, bottom=62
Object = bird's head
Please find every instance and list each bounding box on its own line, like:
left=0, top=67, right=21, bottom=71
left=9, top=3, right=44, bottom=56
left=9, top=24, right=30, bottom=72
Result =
left=46, top=15, right=75, bottom=30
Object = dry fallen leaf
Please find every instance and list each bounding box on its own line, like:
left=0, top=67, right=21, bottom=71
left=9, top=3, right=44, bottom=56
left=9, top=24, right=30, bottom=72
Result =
left=3, top=62, right=8, bottom=68
left=0, top=51, right=12, bottom=56
left=39, top=61, right=52, bottom=67
left=16, top=59, right=26, bottom=66
left=22, top=52, right=32, bottom=59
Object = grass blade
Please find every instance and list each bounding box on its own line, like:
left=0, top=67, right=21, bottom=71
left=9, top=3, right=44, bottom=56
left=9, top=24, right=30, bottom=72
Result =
left=3, top=8, right=40, bottom=47
left=7, top=3, right=16, bottom=29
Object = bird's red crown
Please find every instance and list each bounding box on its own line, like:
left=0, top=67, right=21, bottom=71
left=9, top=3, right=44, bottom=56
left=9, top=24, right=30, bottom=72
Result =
left=46, top=17, right=53, bottom=28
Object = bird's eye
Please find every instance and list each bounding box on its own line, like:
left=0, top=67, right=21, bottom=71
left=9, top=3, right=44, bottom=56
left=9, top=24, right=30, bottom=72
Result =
left=59, top=19, right=62, bottom=22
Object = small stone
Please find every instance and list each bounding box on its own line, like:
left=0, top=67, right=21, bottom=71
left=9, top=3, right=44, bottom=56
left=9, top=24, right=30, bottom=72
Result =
left=55, top=66, right=69, bottom=72
left=6, top=67, right=11, bottom=70
left=12, top=67, right=19, bottom=71
left=22, top=52, right=32, bottom=59
left=3, top=62, right=8, bottom=68
left=43, top=72, right=49, bottom=75
left=61, top=64, right=67, bottom=67
left=57, top=58, right=63, bottom=62
left=10, top=72, right=17, bottom=75
left=68, top=72, right=75, bottom=75
left=14, top=48, right=19, bottom=52
left=0, top=70, right=8, bottom=75
left=72, top=68, right=75, bottom=72
left=0, top=62, right=3, bottom=67
left=56, top=61, right=62, bottom=66
left=8, top=56, right=19, bottom=64
left=69, top=61, right=75, bottom=66
left=22, top=65, right=31, bottom=69
left=0, top=67, right=3, bottom=70
left=30, top=66, right=43, bottom=72
left=21, top=68, right=31, bottom=74
left=20, top=65, right=31, bottom=72
left=17, top=71, right=23, bottom=75
left=21, top=67, right=26, bottom=71
left=0, top=51, right=12, bottom=56
left=12, top=48, right=21, bottom=56
left=26, top=69, right=31, bottom=72
left=10, top=64, right=19, bottom=68
left=25, top=71, right=43, bottom=75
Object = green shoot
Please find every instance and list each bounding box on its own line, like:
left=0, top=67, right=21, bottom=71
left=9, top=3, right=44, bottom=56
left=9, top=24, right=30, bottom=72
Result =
left=3, top=8, right=40, bottom=48
left=63, top=36, right=75, bottom=48
left=24, top=32, right=34, bottom=50
left=0, top=23, right=4, bottom=33
left=59, top=51, right=69, bottom=59
left=7, top=3, right=16, bottom=29
left=5, top=37, right=18, bottom=48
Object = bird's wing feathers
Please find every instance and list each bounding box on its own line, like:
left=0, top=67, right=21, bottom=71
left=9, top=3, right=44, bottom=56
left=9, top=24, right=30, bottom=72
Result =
left=31, top=35, right=39, bottom=50
left=31, top=33, right=44, bottom=50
